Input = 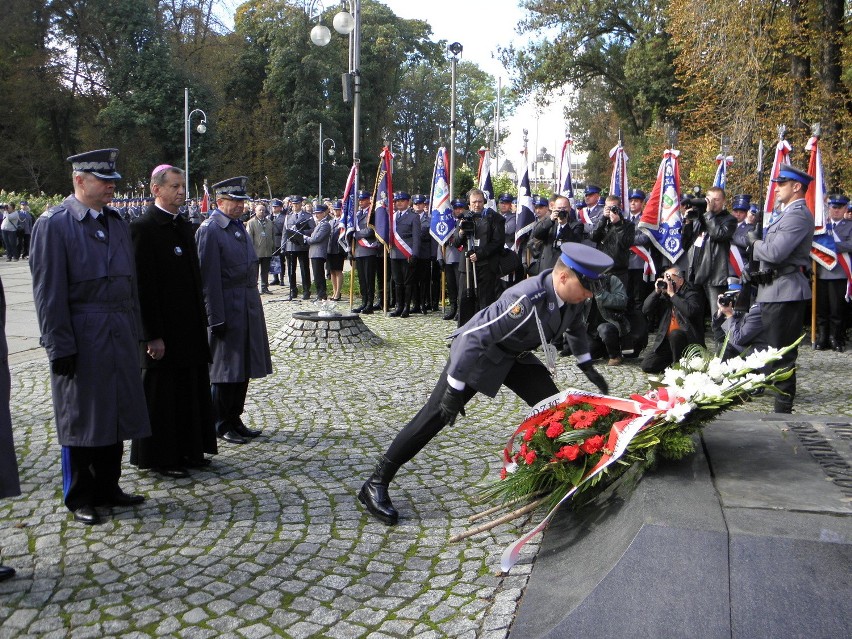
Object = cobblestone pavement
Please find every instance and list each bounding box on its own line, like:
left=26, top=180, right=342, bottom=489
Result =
left=1, top=270, right=850, bottom=638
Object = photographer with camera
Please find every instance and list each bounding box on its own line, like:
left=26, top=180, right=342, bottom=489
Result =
left=685, top=186, right=736, bottom=348
left=590, top=195, right=635, bottom=289
left=712, top=284, right=767, bottom=361
left=451, top=188, right=506, bottom=325
left=640, top=266, right=705, bottom=373
left=524, top=196, right=552, bottom=276
left=531, top=195, right=583, bottom=272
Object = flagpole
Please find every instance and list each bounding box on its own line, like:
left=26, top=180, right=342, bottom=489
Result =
left=522, top=128, right=530, bottom=278
left=809, top=124, right=821, bottom=347
left=448, top=42, right=463, bottom=198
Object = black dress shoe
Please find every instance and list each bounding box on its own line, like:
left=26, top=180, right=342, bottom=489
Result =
left=389, top=308, right=402, bottom=317
left=358, top=481, right=399, bottom=526
left=107, top=489, right=146, bottom=506
left=302, top=294, right=311, bottom=300
left=371, top=303, right=383, bottom=311
left=360, top=307, right=373, bottom=315
left=351, top=305, right=364, bottom=313
left=73, top=505, right=103, bottom=525
left=183, top=457, right=212, bottom=468
left=219, top=430, right=247, bottom=444
left=0, top=565, right=15, bottom=582
left=154, top=467, right=190, bottom=479
left=410, top=306, right=422, bottom=314
left=234, top=421, right=262, bottom=438
left=400, top=308, right=410, bottom=318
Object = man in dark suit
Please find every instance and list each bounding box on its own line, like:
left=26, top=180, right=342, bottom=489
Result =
left=129, top=165, right=217, bottom=478
left=0, top=274, right=20, bottom=580
left=358, top=244, right=612, bottom=525
left=747, top=164, right=815, bottom=413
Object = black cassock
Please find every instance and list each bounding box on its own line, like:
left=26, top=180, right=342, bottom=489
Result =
left=130, top=205, right=217, bottom=468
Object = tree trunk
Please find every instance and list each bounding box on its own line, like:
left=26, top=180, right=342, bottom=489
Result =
left=789, top=0, right=810, bottom=130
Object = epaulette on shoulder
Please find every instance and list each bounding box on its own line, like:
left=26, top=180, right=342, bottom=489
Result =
left=42, top=205, right=65, bottom=219
left=200, top=219, right=212, bottom=227
left=528, top=287, right=547, bottom=303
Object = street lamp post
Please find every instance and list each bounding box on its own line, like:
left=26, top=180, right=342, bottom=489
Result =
left=309, top=0, right=361, bottom=202
left=473, top=86, right=501, bottom=175
left=448, top=42, right=463, bottom=198
left=318, top=122, right=337, bottom=201
left=184, top=87, right=207, bottom=193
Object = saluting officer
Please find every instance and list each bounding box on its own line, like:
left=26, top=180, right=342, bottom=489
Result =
left=388, top=192, right=421, bottom=317
left=358, top=243, right=613, bottom=526
left=196, top=177, right=273, bottom=444
left=746, top=164, right=814, bottom=413
left=30, top=148, right=149, bottom=525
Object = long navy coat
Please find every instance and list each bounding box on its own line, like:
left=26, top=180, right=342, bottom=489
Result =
left=30, top=195, right=151, bottom=446
left=196, top=210, right=273, bottom=383
left=0, top=276, right=20, bottom=499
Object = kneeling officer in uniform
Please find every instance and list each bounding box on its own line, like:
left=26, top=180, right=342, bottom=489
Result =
left=359, top=243, right=613, bottom=525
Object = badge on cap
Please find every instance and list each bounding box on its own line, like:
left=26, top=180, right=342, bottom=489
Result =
left=508, top=303, right=526, bottom=320
left=174, top=246, right=183, bottom=256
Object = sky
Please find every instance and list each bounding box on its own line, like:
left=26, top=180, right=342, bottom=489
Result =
left=380, top=0, right=573, bottom=169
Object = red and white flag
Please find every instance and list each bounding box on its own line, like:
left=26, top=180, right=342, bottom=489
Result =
left=764, top=139, right=792, bottom=217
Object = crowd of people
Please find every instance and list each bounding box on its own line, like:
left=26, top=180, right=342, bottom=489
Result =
left=1, top=146, right=849, bottom=573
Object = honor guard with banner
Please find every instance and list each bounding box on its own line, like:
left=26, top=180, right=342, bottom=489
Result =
left=745, top=164, right=814, bottom=413
left=388, top=192, right=421, bottom=317
left=358, top=243, right=613, bottom=526
left=196, top=177, right=273, bottom=444
left=30, top=148, right=150, bottom=526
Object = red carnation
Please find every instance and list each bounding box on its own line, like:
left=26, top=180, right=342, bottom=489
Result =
left=556, top=444, right=581, bottom=461
left=522, top=426, right=536, bottom=442
left=524, top=451, right=537, bottom=465
left=519, top=443, right=528, bottom=457
left=545, top=423, right=565, bottom=438
left=594, top=405, right=611, bottom=417
left=500, top=468, right=508, bottom=480
left=580, top=434, right=605, bottom=455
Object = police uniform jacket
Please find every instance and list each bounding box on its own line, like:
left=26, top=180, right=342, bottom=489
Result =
left=720, top=304, right=767, bottom=353
left=284, top=210, right=315, bottom=252
left=817, top=219, right=852, bottom=280
left=753, top=199, right=814, bottom=303
left=441, top=241, right=462, bottom=265
left=642, top=282, right=705, bottom=353
left=503, top=212, right=517, bottom=249
left=196, top=210, right=273, bottom=383
left=581, top=202, right=604, bottom=240
left=731, top=220, right=754, bottom=251
left=419, top=212, right=432, bottom=257
left=0, top=276, right=20, bottom=499
left=390, top=208, right=421, bottom=260
left=306, top=217, right=331, bottom=259
left=353, top=208, right=378, bottom=258
left=30, top=195, right=150, bottom=446
left=327, top=218, right=344, bottom=255
left=627, top=213, right=651, bottom=270
left=690, top=209, right=736, bottom=287
left=447, top=269, right=590, bottom=398
left=272, top=212, right=286, bottom=248
left=130, top=205, right=211, bottom=370
left=246, top=215, right=276, bottom=258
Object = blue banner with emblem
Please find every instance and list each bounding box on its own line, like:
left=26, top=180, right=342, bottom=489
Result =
left=638, top=149, right=684, bottom=264
left=429, top=147, right=455, bottom=246
left=340, top=163, right=358, bottom=250
left=368, top=147, right=392, bottom=247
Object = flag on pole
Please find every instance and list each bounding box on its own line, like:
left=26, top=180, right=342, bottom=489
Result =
left=200, top=180, right=209, bottom=214
left=340, top=163, right=358, bottom=250
left=713, top=154, right=734, bottom=189
left=638, top=149, right=684, bottom=264
left=764, top=139, right=792, bottom=217
left=514, top=155, right=535, bottom=250
left=557, top=137, right=575, bottom=206
left=477, top=149, right=496, bottom=213
left=806, top=136, right=827, bottom=235
left=429, top=147, right=455, bottom=246
left=608, top=142, right=629, bottom=201
left=368, top=147, right=393, bottom=247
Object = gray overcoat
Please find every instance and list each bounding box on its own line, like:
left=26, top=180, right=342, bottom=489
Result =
left=29, top=195, right=151, bottom=446
left=196, top=211, right=273, bottom=383
left=753, top=199, right=814, bottom=303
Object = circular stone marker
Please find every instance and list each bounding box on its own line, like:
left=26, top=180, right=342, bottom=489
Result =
left=272, top=311, right=384, bottom=351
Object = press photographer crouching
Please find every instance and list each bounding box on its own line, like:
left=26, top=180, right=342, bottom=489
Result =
left=711, top=283, right=767, bottom=361
left=640, top=266, right=705, bottom=373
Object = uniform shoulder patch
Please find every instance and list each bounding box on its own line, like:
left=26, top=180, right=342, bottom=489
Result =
left=508, top=301, right=527, bottom=320
left=42, top=206, right=64, bottom=219
left=528, top=287, right=547, bottom=303
left=200, top=219, right=212, bottom=227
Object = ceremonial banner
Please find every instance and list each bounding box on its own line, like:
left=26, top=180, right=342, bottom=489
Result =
left=557, top=137, right=576, bottom=206
left=713, top=154, right=733, bottom=190
left=638, top=149, right=684, bottom=264
left=514, top=157, right=535, bottom=249
left=429, top=147, right=455, bottom=246
left=340, top=163, right=358, bottom=250
left=806, top=136, right=834, bottom=268
left=200, top=182, right=209, bottom=214
left=764, top=139, right=792, bottom=217
left=477, top=149, right=496, bottom=213
left=608, top=142, right=629, bottom=200
left=368, top=147, right=393, bottom=248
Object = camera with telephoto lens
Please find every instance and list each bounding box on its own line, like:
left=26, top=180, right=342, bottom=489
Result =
left=556, top=208, right=569, bottom=221
left=718, top=291, right=739, bottom=307
left=682, top=185, right=706, bottom=219
left=656, top=279, right=667, bottom=292
left=458, top=211, right=479, bottom=232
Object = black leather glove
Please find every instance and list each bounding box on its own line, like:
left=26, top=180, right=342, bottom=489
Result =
left=210, top=323, right=227, bottom=338
left=51, top=355, right=76, bottom=377
left=577, top=360, right=609, bottom=395
left=439, top=386, right=467, bottom=425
